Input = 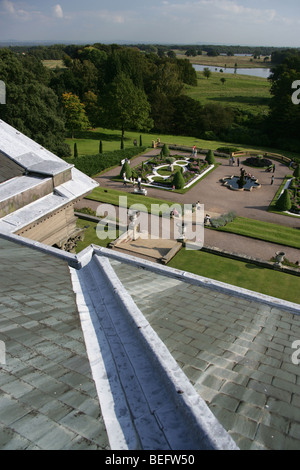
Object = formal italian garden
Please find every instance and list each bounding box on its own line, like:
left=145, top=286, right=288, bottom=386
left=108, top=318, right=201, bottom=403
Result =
left=120, top=145, right=215, bottom=191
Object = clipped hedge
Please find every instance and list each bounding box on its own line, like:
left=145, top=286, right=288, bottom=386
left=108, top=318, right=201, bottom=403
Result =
left=244, top=156, right=272, bottom=168
left=65, top=147, right=147, bottom=177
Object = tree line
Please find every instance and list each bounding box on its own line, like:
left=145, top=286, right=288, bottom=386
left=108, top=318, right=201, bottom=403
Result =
left=0, top=43, right=300, bottom=157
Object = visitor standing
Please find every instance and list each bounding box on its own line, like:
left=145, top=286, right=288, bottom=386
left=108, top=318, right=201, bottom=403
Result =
left=271, top=175, right=274, bottom=185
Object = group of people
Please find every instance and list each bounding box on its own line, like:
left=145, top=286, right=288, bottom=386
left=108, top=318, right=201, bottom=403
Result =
left=123, top=173, right=142, bottom=190
left=229, top=156, right=240, bottom=166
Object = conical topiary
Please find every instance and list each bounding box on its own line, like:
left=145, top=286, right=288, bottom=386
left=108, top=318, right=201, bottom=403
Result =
left=162, top=144, right=170, bottom=158
left=172, top=169, right=185, bottom=189
left=276, top=189, right=292, bottom=212
left=120, top=161, right=132, bottom=179
left=293, top=165, right=300, bottom=178
left=206, top=149, right=215, bottom=165
left=74, top=142, right=78, bottom=159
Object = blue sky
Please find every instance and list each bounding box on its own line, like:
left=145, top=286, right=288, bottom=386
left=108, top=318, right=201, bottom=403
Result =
left=1, top=0, right=300, bottom=46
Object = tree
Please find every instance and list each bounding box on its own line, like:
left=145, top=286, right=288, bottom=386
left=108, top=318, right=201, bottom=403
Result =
left=62, top=92, right=90, bottom=138
left=83, top=91, right=99, bottom=128
left=293, top=165, right=300, bottom=178
left=172, top=169, right=185, bottom=189
left=276, top=189, right=292, bottom=211
left=0, top=49, right=70, bottom=157
left=100, top=73, right=153, bottom=141
left=74, top=143, right=78, bottom=158
left=203, top=68, right=212, bottom=80
left=162, top=144, right=170, bottom=158
left=267, top=54, right=300, bottom=142
left=120, top=160, right=132, bottom=179
left=206, top=150, right=216, bottom=165
left=220, top=77, right=226, bottom=85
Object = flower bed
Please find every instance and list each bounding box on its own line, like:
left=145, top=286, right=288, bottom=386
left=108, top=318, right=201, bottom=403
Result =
left=132, top=155, right=209, bottom=190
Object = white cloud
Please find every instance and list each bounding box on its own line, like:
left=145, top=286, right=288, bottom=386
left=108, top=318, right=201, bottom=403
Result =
left=53, top=4, right=64, bottom=19
left=95, top=10, right=125, bottom=24
left=2, top=0, right=15, bottom=14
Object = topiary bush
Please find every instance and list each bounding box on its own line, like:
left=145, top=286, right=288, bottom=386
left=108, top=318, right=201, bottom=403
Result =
left=276, top=189, right=292, bottom=212
left=172, top=170, right=185, bottom=189
left=205, top=149, right=216, bottom=165
left=244, top=156, right=272, bottom=168
left=120, top=160, right=132, bottom=179
left=162, top=144, right=170, bottom=158
left=293, top=165, right=300, bottom=178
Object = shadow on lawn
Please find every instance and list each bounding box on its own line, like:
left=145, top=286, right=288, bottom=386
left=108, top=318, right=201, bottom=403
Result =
left=245, top=264, right=264, bottom=270
left=71, top=130, right=133, bottom=142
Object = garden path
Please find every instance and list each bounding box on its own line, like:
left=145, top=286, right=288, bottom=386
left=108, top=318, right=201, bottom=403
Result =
left=76, top=149, right=300, bottom=263
left=94, top=149, right=298, bottom=229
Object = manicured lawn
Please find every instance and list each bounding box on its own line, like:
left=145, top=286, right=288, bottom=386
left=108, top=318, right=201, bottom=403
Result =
left=75, top=219, right=121, bottom=253
left=214, top=217, right=300, bottom=249
left=185, top=72, right=271, bottom=115
left=168, top=249, right=300, bottom=303
left=64, top=127, right=300, bottom=163
left=86, top=187, right=182, bottom=215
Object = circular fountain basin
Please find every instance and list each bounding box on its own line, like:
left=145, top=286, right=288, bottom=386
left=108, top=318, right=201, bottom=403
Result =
left=222, top=176, right=261, bottom=191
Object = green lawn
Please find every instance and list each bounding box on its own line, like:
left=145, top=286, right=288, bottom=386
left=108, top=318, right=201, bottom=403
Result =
left=86, top=187, right=182, bottom=215
left=168, top=250, right=300, bottom=303
left=185, top=72, right=271, bottom=115
left=75, top=219, right=121, bottom=253
left=214, top=217, right=300, bottom=249
left=65, top=127, right=300, bottom=163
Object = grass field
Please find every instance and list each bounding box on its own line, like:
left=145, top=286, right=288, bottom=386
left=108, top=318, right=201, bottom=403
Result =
left=86, top=186, right=182, bottom=214
left=185, top=72, right=271, bottom=115
left=175, top=52, right=271, bottom=69
left=75, top=219, right=121, bottom=253
left=42, top=59, right=66, bottom=69
left=213, top=217, right=300, bottom=249
left=168, top=249, right=300, bottom=303
left=65, top=127, right=300, bottom=162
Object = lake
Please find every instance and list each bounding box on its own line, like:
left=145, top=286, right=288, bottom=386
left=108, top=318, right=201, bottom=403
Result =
left=193, top=64, right=272, bottom=79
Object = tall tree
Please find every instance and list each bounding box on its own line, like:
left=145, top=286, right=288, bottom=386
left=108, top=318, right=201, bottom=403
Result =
left=268, top=54, right=300, bottom=142
left=100, top=73, right=153, bottom=141
left=62, top=92, right=90, bottom=138
left=0, top=49, right=70, bottom=157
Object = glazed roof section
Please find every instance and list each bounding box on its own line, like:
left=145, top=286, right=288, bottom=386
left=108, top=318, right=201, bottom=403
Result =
left=0, top=120, right=98, bottom=234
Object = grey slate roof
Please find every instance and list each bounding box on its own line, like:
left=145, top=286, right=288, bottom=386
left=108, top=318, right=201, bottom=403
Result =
left=0, top=120, right=98, bottom=234
left=0, top=237, right=109, bottom=450
left=1, top=232, right=300, bottom=450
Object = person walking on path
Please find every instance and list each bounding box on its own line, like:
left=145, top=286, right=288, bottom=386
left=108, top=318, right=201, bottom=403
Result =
left=271, top=175, right=274, bottom=185
left=273, top=164, right=276, bottom=173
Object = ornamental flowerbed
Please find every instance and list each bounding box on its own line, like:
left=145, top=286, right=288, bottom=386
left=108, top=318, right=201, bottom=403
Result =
left=287, top=177, right=300, bottom=214
left=132, top=154, right=209, bottom=190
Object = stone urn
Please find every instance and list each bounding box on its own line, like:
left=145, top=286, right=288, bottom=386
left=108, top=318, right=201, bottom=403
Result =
left=275, top=251, right=286, bottom=267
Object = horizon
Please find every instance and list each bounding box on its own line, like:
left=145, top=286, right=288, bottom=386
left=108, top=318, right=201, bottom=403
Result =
left=1, top=39, right=299, bottom=50
left=1, top=1, right=300, bottom=48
